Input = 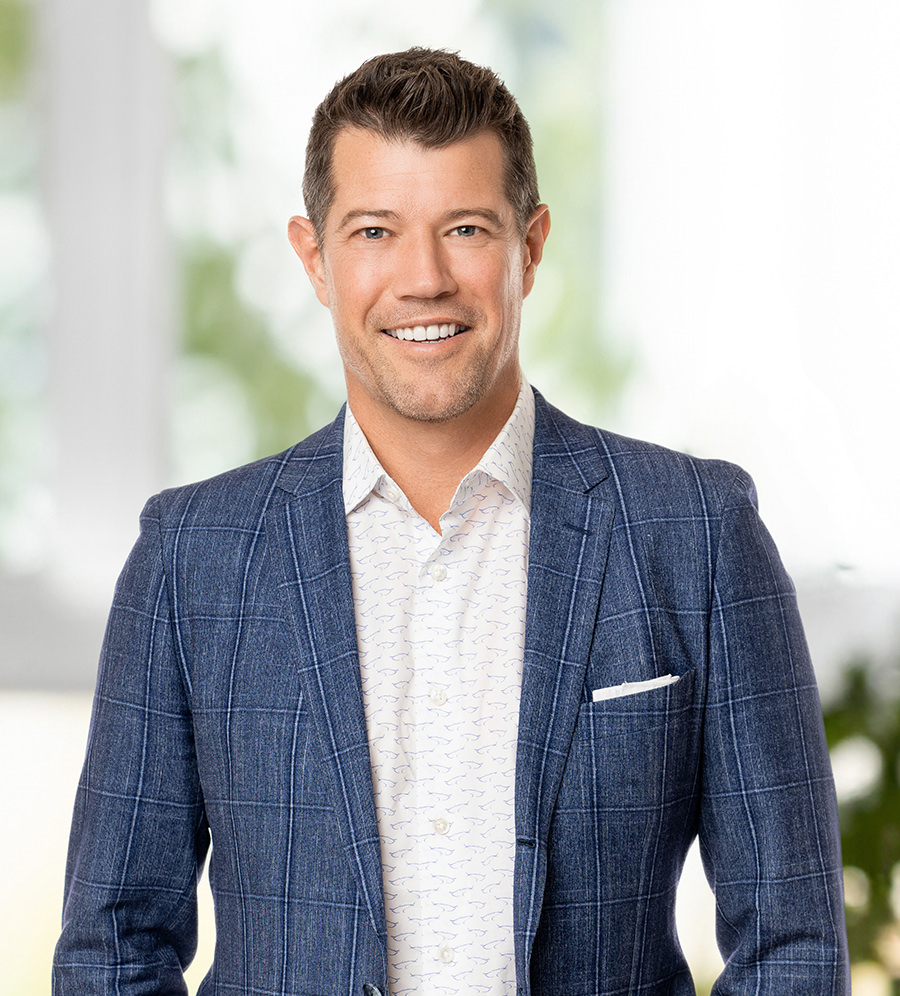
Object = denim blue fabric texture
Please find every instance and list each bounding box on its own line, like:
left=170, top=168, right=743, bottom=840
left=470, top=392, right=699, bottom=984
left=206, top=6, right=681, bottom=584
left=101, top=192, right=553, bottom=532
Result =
left=53, top=390, right=849, bottom=995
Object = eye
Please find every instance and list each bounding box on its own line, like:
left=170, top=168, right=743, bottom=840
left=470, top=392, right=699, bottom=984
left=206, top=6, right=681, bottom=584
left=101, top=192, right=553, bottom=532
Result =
left=361, top=227, right=386, bottom=240
left=452, top=225, right=480, bottom=237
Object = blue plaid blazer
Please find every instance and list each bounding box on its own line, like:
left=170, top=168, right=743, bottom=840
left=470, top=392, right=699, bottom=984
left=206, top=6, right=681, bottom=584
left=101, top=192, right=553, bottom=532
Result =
left=54, top=391, right=848, bottom=995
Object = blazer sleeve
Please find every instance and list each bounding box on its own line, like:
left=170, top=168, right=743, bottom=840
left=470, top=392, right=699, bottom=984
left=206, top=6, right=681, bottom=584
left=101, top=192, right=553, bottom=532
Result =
left=698, top=469, right=849, bottom=994
left=52, top=495, right=208, bottom=995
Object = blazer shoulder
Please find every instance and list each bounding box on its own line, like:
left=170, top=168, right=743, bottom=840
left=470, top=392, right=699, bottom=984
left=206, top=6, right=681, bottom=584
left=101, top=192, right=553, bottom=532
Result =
left=145, top=411, right=345, bottom=531
left=597, top=425, right=755, bottom=511
left=535, top=391, right=755, bottom=516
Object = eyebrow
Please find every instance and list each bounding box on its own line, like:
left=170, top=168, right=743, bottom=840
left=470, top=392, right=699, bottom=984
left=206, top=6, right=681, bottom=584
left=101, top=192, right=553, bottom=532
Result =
left=337, top=209, right=398, bottom=229
left=442, top=208, right=506, bottom=228
left=336, top=207, right=507, bottom=231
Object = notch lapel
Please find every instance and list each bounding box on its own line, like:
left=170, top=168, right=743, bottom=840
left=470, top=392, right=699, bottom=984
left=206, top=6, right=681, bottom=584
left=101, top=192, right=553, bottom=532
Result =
left=514, top=393, right=614, bottom=981
left=266, top=413, right=386, bottom=949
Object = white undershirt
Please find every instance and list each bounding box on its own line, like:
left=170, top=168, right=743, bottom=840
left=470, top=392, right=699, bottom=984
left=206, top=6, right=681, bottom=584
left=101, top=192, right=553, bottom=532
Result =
left=343, top=380, right=534, bottom=996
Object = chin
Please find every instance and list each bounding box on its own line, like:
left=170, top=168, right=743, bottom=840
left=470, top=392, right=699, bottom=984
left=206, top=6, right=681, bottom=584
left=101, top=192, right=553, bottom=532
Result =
left=382, top=385, right=483, bottom=424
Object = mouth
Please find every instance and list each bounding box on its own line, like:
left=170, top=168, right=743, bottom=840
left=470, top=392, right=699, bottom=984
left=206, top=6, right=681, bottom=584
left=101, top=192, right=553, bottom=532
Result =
left=382, top=323, right=469, bottom=342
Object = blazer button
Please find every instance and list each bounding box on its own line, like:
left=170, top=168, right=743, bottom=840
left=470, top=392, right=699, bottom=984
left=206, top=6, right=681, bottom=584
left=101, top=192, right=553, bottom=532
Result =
left=362, top=985, right=383, bottom=996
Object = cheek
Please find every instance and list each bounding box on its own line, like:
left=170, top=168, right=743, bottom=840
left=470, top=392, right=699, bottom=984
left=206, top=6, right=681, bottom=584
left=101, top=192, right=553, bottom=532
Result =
left=462, top=257, right=511, bottom=308
left=328, top=259, right=384, bottom=316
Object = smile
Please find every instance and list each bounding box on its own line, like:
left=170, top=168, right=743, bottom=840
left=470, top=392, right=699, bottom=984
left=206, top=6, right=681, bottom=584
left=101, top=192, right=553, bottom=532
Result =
left=383, top=323, right=468, bottom=342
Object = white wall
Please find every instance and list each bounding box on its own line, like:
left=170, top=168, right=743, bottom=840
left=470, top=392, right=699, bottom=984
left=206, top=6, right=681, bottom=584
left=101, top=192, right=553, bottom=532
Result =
left=599, top=0, right=900, bottom=590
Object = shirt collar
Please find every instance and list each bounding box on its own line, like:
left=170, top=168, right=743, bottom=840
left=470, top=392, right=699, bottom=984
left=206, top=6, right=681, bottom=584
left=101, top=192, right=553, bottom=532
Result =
left=342, top=406, right=388, bottom=515
left=472, top=376, right=534, bottom=513
left=342, top=376, right=535, bottom=516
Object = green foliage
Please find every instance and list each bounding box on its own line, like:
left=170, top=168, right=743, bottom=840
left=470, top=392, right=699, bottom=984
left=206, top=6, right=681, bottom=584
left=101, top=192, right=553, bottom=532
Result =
left=0, top=0, right=31, bottom=100
left=181, top=242, right=324, bottom=457
left=0, top=0, right=41, bottom=565
left=172, top=46, right=334, bottom=462
left=485, top=0, right=632, bottom=414
left=823, top=658, right=900, bottom=989
left=174, top=49, right=236, bottom=168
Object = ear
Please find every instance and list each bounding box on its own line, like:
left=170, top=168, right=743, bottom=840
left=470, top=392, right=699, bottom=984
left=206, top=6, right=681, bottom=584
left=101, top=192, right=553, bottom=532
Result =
left=288, top=216, right=330, bottom=307
left=521, top=204, right=551, bottom=299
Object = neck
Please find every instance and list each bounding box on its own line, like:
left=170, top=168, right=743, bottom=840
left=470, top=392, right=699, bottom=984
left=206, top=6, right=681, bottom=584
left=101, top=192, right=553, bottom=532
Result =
left=348, top=379, right=520, bottom=531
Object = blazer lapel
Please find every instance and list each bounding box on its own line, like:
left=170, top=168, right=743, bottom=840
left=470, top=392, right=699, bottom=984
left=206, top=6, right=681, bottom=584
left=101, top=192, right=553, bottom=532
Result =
left=265, top=411, right=387, bottom=950
left=514, top=393, right=614, bottom=977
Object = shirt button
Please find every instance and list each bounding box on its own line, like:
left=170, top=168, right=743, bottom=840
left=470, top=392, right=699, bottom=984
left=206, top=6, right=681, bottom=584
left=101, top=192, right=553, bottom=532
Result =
left=429, top=562, right=447, bottom=581
left=432, top=817, right=450, bottom=835
left=383, top=485, right=400, bottom=503
left=429, top=687, right=448, bottom=706
left=437, top=944, right=455, bottom=964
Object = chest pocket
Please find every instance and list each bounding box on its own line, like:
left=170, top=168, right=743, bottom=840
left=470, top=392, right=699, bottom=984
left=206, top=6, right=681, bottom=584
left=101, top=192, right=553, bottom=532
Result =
left=574, top=667, right=698, bottom=804
left=546, top=668, right=700, bottom=904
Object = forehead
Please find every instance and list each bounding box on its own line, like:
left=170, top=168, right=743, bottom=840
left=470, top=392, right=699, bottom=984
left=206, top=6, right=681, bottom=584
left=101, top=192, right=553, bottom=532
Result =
left=326, top=128, right=512, bottom=224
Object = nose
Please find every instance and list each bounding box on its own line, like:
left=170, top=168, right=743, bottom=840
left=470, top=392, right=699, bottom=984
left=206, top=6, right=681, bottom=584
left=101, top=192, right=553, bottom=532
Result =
left=392, top=232, right=458, bottom=299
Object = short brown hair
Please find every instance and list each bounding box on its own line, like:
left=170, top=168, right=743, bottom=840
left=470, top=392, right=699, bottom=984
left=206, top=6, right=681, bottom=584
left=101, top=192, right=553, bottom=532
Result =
left=302, top=48, right=539, bottom=240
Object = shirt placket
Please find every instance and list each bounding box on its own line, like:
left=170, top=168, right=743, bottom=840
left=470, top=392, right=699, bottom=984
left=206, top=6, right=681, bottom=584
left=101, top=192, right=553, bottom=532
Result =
left=407, top=507, right=468, bottom=988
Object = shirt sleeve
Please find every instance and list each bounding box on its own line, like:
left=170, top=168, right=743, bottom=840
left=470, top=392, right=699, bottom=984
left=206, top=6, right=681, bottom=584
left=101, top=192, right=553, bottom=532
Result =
left=52, top=494, right=209, bottom=995
left=698, top=469, right=849, bottom=994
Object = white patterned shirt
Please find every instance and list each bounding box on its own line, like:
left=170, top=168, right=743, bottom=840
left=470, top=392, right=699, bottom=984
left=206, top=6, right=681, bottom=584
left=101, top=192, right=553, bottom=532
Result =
left=343, top=380, right=534, bottom=996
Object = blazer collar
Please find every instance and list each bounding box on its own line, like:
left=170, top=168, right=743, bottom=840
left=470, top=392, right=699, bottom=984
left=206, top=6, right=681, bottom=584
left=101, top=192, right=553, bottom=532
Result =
left=531, top=389, right=609, bottom=493
left=272, top=405, right=346, bottom=499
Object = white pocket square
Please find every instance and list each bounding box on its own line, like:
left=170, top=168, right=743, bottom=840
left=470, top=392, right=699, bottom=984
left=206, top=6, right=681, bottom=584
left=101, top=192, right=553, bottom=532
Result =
left=591, top=674, right=680, bottom=702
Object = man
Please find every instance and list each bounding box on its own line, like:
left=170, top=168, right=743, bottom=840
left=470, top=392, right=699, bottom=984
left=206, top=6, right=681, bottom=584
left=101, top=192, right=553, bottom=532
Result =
left=54, top=48, right=849, bottom=995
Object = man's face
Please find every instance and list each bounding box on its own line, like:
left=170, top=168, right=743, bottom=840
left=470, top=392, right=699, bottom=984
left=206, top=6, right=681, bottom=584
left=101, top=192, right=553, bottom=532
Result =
left=290, top=128, right=549, bottom=429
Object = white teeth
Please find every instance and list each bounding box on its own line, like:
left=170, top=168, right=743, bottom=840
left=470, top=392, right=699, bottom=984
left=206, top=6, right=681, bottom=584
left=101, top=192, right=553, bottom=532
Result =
left=386, top=323, right=465, bottom=341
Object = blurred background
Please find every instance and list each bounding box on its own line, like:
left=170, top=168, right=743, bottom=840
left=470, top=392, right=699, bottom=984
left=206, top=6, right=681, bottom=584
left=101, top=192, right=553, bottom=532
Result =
left=1, top=0, right=898, bottom=993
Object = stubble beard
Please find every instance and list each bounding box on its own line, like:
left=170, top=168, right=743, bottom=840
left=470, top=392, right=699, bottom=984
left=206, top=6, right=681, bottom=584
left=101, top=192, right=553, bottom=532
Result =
left=367, top=340, right=498, bottom=424
left=343, top=307, right=519, bottom=425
